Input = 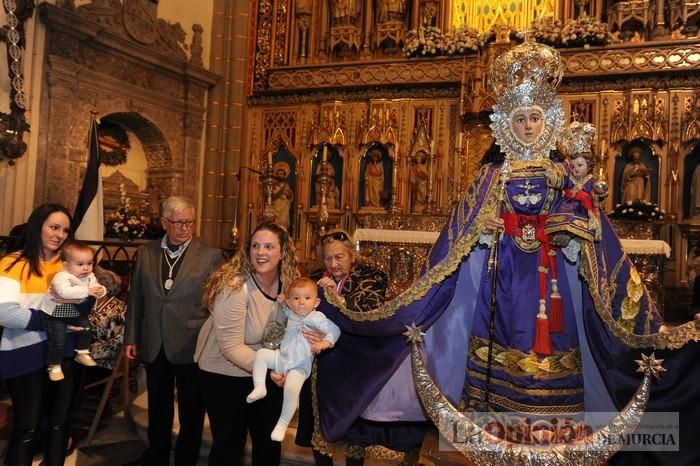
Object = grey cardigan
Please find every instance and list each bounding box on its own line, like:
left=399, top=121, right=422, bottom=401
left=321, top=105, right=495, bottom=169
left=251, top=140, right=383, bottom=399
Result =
left=195, top=276, right=281, bottom=377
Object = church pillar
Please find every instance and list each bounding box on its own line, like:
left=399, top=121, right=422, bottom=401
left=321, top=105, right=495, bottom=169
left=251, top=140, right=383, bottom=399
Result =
left=199, top=0, right=250, bottom=248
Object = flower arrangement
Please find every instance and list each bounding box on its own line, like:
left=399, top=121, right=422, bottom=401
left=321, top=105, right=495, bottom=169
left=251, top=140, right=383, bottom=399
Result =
left=608, top=200, right=665, bottom=222
left=403, top=26, right=481, bottom=57
left=402, top=16, right=614, bottom=59
left=519, top=17, right=564, bottom=47
left=105, top=183, right=148, bottom=241
left=560, top=15, right=614, bottom=48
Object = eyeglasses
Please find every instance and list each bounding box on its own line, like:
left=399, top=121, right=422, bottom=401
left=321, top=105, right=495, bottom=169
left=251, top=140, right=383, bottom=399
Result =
left=163, top=217, right=195, bottom=229
left=321, top=231, right=349, bottom=243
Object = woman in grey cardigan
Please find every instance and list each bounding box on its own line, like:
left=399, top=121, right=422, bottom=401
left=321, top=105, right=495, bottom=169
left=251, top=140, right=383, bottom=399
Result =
left=195, top=222, right=299, bottom=466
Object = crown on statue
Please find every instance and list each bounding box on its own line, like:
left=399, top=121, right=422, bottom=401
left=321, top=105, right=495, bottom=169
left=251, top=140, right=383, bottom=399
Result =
left=488, top=41, right=565, bottom=162
left=488, top=40, right=564, bottom=96
left=561, top=120, right=597, bottom=160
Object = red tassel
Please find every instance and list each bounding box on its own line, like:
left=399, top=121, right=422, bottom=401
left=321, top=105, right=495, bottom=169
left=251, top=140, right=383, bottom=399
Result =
left=533, top=300, right=552, bottom=355
left=534, top=317, right=552, bottom=355
left=549, top=295, right=564, bottom=333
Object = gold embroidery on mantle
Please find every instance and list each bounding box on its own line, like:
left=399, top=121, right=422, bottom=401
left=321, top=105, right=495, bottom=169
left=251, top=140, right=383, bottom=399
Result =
left=467, top=370, right=584, bottom=397
left=469, top=337, right=582, bottom=379
left=580, top=241, right=700, bottom=350
left=466, top=386, right=584, bottom=414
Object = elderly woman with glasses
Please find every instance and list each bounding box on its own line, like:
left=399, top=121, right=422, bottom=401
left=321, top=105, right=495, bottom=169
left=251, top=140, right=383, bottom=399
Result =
left=314, top=230, right=387, bottom=312
left=295, top=229, right=388, bottom=466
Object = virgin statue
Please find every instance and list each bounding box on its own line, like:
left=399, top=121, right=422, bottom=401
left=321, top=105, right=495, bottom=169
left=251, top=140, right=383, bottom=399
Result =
left=308, top=41, right=700, bottom=466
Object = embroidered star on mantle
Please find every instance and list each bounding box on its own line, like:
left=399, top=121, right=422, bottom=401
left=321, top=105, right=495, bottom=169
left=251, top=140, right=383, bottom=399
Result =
left=403, top=324, right=425, bottom=344
left=635, top=352, right=666, bottom=379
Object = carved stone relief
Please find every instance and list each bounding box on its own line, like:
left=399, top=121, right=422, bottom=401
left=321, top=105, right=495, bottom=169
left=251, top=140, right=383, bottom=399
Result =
left=36, top=2, right=218, bottom=212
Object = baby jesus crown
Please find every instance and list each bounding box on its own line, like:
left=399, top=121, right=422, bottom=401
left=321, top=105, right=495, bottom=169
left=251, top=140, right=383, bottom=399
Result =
left=561, top=120, right=597, bottom=159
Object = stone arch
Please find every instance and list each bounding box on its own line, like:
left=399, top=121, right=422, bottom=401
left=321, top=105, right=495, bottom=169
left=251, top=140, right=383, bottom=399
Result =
left=103, top=112, right=173, bottom=170
left=99, top=111, right=175, bottom=215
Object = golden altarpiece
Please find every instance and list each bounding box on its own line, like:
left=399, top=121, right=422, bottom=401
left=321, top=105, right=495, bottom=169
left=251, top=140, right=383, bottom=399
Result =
left=240, top=0, right=700, bottom=303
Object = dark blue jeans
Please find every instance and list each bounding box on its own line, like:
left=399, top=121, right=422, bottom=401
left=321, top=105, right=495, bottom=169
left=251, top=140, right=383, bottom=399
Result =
left=41, top=313, right=91, bottom=366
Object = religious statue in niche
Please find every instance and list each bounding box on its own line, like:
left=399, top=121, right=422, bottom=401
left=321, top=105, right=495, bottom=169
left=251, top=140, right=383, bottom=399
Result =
left=330, top=0, right=361, bottom=26
left=364, top=149, right=385, bottom=208
left=620, top=145, right=652, bottom=203
left=378, top=0, right=406, bottom=22
left=410, top=150, right=429, bottom=213
left=271, top=161, right=294, bottom=230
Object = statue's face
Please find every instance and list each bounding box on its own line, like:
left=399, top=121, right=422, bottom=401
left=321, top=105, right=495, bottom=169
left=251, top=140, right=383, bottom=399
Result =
left=629, top=148, right=642, bottom=162
left=510, top=106, right=544, bottom=145
left=570, top=155, right=589, bottom=178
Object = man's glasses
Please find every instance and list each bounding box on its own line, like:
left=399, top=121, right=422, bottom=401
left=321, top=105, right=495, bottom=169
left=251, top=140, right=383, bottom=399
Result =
left=321, top=231, right=349, bottom=243
left=163, top=217, right=195, bottom=229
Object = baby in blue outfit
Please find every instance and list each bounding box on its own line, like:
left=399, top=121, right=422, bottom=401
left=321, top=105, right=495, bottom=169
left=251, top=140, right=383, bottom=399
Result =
left=247, top=277, right=340, bottom=441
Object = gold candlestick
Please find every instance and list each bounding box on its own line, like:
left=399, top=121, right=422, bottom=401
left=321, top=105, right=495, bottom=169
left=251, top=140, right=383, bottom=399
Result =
left=262, top=157, right=275, bottom=222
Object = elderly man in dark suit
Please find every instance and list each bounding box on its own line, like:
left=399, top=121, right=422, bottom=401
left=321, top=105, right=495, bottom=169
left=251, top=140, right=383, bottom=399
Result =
left=124, top=196, right=223, bottom=466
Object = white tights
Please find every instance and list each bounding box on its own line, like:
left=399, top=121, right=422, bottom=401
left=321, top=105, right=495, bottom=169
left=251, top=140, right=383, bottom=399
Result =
left=247, top=348, right=307, bottom=441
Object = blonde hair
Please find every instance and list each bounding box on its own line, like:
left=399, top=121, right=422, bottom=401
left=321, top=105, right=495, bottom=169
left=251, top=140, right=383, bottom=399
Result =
left=288, top=277, right=318, bottom=297
left=203, top=222, right=299, bottom=309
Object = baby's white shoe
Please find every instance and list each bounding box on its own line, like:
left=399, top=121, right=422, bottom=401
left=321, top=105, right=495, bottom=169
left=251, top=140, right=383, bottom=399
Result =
left=74, top=351, right=97, bottom=367
left=48, top=365, right=64, bottom=382
left=270, top=422, right=287, bottom=442
left=246, top=387, right=267, bottom=403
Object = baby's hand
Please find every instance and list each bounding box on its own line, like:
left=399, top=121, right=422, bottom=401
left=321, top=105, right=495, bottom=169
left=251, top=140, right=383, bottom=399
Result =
left=311, top=340, right=332, bottom=355
left=88, top=286, right=106, bottom=298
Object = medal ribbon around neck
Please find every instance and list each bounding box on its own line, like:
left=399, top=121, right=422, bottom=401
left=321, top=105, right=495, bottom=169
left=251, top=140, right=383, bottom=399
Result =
left=163, top=252, right=185, bottom=290
left=161, top=237, right=192, bottom=290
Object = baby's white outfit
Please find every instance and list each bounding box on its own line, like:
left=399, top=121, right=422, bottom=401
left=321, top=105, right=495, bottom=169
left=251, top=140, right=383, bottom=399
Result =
left=247, top=306, right=341, bottom=441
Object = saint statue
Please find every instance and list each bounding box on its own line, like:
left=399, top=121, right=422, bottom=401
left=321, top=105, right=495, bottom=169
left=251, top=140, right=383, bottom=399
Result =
left=410, top=150, right=429, bottom=213
left=363, top=149, right=384, bottom=208
left=271, top=161, right=293, bottom=230
left=330, top=0, right=360, bottom=26
left=378, top=0, right=406, bottom=22
left=620, top=146, right=652, bottom=203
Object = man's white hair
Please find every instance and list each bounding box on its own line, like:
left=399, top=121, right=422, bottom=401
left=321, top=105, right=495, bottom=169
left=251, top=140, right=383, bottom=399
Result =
left=162, top=196, right=195, bottom=217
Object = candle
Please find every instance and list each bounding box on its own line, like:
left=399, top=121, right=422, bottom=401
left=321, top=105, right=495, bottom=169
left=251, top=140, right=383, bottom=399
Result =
left=322, top=145, right=328, bottom=162
left=268, top=151, right=273, bottom=166
left=456, top=134, right=462, bottom=151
